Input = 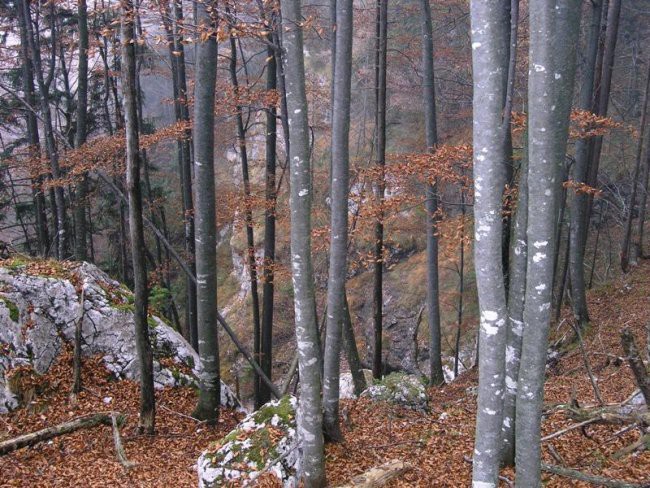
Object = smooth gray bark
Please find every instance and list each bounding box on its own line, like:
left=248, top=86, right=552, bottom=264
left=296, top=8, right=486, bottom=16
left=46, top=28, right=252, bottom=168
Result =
left=280, top=0, right=326, bottom=484
left=621, top=64, right=650, bottom=271
left=372, top=0, right=388, bottom=380
left=259, top=21, right=278, bottom=407
left=568, top=0, right=605, bottom=327
left=635, top=128, right=650, bottom=259
left=515, top=2, right=580, bottom=485
left=17, top=0, right=48, bottom=255
left=420, top=0, right=444, bottom=386
left=469, top=1, right=511, bottom=485
left=501, top=133, right=528, bottom=465
left=323, top=0, right=353, bottom=442
left=121, top=0, right=156, bottom=434
left=22, top=0, right=67, bottom=259
left=191, top=1, right=220, bottom=423
left=73, top=0, right=89, bottom=262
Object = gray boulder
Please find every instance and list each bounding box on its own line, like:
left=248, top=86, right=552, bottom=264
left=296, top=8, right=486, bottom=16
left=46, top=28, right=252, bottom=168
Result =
left=0, top=260, right=239, bottom=413
left=361, top=372, right=429, bottom=412
left=198, top=396, right=299, bottom=487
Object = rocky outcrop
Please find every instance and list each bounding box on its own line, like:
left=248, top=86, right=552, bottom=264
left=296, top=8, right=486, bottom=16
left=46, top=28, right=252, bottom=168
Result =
left=198, top=395, right=299, bottom=487
left=361, top=372, right=429, bottom=412
left=0, top=259, right=239, bottom=413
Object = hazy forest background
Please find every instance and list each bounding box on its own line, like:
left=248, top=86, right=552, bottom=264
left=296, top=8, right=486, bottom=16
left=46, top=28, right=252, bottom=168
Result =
left=1, top=0, right=650, bottom=486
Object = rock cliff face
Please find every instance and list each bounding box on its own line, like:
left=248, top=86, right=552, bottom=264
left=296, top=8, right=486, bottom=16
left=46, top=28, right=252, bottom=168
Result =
left=0, top=260, right=239, bottom=413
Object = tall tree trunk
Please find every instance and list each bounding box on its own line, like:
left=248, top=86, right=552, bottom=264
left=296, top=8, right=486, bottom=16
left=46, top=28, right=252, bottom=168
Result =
left=634, top=132, right=650, bottom=259
left=121, top=0, right=155, bottom=434
left=621, top=64, right=650, bottom=271
left=515, top=2, right=580, bottom=485
left=191, top=0, right=220, bottom=423
left=171, top=0, right=197, bottom=349
left=17, top=0, right=48, bottom=256
left=420, top=0, right=444, bottom=386
left=586, top=0, right=621, bottom=206
left=469, top=1, right=511, bottom=485
left=568, top=0, right=605, bottom=328
left=342, top=288, right=367, bottom=396
left=259, top=17, right=278, bottom=407
left=227, top=23, right=262, bottom=409
left=74, top=0, right=89, bottom=262
left=323, top=0, right=353, bottom=442
left=280, top=0, right=326, bottom=484
left=501, top=131, right=528, bottom=466
left=372, top=0, right=388, bottom=380
left=22, top=0, right=67, bottom=260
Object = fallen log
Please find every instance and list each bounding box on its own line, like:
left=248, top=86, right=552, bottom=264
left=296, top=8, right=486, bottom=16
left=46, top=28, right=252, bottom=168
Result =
left=0, top=412, right=122, bottom=455
left=541, top=463, right=649, bottom=488
left=337, top=460, right=411, bottom=487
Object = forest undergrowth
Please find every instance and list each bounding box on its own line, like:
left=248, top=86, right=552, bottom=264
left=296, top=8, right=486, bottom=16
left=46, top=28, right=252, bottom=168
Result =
left=1, top=260, right=649, bottom=487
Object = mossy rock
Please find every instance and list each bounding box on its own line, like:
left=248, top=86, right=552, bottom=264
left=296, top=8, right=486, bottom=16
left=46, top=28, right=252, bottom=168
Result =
left=0, top=296, right=19, bottom=322
left=362, top=372, right=429, bottom=412
left=198, top=395, right=299, bottom=487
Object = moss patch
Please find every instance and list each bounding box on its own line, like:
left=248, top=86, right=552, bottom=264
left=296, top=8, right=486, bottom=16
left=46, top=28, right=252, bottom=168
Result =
left=0, top=296, right=19, bottom=322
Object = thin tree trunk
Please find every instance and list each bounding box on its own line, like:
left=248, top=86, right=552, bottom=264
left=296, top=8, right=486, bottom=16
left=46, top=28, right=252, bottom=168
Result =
left=372, top=0, right=388, bottom=381
left=342, top=289, right=367, bottom=396
left=226, top=23, right=262, bottom=409
left=501, top=131, right=528, bottom=466
left=586, top=0, right=622, bottom=210
left=280, top=0, right=326, bottom=483
left=191, top=1, right=220, bottom=423
left=515, top=2, right=580, bottom=485
left=469, top=1, right=511, bottom=484
left=634, top=136, right=650, bottom=259
left=323, top=0, right=354, bottom=441
left=259, top=14, right=278, bottom=407
left=73, top=0, right=89, bottom=262
left=17, top=1, right=48, bottom=256
left=621, top=64, right=650, bottom=271
left=121, top=0, right=155, bottom=434
left=568, top=0, right=605, bottom=328
left=454, top=189, right=467, bottom=379
left=22, top=0, right=67, bottom=260
left=420, top=0, right=444, bottom=386
left=168, top=0, right=197, bottom=348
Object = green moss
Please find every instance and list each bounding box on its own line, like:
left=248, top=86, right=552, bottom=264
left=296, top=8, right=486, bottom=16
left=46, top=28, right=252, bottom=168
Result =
left=0, top=296, right=19, bottom=322
left=207, top=396, right=296, bottom=476
left=252, top=395, right=294, bottom=425
left=112, top=302, right=135, bottom=313
left=4, top=257, right=27, bottom=270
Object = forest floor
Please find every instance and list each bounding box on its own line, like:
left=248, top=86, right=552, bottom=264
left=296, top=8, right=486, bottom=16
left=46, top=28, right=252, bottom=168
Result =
left=1, top=259, right=649, bottom=487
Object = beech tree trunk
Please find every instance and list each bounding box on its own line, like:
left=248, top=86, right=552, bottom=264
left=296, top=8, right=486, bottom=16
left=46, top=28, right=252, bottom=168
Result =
left=191, top=0, right=220, bottom=423
left=22, top=0, right=67, bottom=260
left=568, top=0, right=605, bottom=328
left=17, top=0, right=48, bottom=256
left=121, top=0, right=155, bottom=434
left=259, top=17, right=278, bottom=407
left=515, top=2, right=580, bottom=485
left=226, top=20, right=262, bottom=409
left=469, top=1, right=511, bottom=485
left=372, top=0, right=388, bottom=380
left=280, top=0, right=326, bottom=483
left=621, top=64, right=650, bottom=271
left=420, top=0, right=444, bottom=386
left=323, top=0, right=354, bottom=442
left=73, top=0, right=89, bottom=262
left=501, top=131, right=528, bottom=465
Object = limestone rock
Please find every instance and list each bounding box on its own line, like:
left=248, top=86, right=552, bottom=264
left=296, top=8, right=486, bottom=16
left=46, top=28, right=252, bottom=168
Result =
left=0, top=260, right=239, bottom=413
left=198, top=396, right=299, bottom=488
left=361, top=372, right=429, bottom=412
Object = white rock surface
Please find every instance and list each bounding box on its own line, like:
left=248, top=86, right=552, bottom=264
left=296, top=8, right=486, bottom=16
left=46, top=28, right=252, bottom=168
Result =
left=339, top=369, right=373, bottom=399
left=0, top=261, right=239, bottom=413
left=361, top=372, right=429, bottom=412
left=198, top=396, right=299, bottom=488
